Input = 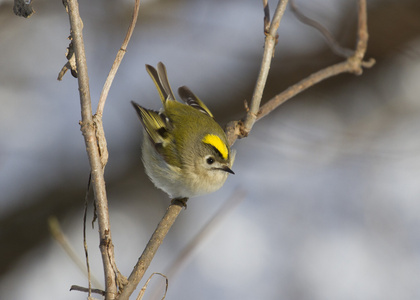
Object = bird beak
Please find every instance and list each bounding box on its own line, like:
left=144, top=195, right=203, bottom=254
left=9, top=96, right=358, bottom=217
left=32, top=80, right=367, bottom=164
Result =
left=221, top=165, right=235, bottom=175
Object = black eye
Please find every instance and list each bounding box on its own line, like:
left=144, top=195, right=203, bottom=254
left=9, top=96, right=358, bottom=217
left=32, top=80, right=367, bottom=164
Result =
left=206, top=157, right=215, bottom=165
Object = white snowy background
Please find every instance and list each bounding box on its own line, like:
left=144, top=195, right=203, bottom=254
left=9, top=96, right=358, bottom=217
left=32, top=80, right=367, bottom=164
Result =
left=1, top=0, right=420, bottom=299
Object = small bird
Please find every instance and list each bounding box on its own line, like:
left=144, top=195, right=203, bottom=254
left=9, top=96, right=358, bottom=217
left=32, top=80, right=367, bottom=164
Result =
left=131, top=62, right=235, bottom=200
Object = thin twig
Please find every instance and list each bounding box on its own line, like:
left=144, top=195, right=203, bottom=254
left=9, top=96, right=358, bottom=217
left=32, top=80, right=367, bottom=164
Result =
left=65, top=0, right=117, bottom=298
left=70, top=285, right=106, bottom=296
left=257, top=0, right=373, bottom=119
left=83, top=173, right=92, bottom=297
left=48, top=217, right=103, bottom=289
left=149, top=189, right=245, bottom=300
left=137, top=273, right=168, bottom=300
left=91, top=0, right=142, bottom=288
left=165, top=190, right=244, bottom=279
left=119, top=1, right=372, bottom=299
left=96, top=0, right=141, bottom=116
left=257, top=61, right=352, bottom=119
left=290, top=0, right=354, bottom=58
left=116, top=199, right=187, bottom=300
left=242, top=0, right=289, bottom=135
left=92, top=0, right=141, bottom=170
left=225, top=0, right=374, bottom=144
left=262, top=0, right=270, bottom=34
left=354, top=0, right=369, bottom=67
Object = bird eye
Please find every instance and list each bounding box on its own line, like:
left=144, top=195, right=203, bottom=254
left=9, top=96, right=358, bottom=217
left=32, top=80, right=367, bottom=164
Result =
left=206, top=157, right=215, bottom=165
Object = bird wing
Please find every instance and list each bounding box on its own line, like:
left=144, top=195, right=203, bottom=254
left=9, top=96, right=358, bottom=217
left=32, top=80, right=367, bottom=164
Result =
left=177, top=85, right=214, bottom=118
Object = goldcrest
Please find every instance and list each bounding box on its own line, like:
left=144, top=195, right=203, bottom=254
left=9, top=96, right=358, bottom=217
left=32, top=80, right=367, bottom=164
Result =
left=132, top=62, right=235, bottom=199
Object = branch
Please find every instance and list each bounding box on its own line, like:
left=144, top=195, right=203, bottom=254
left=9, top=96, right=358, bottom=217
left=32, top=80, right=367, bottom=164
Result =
left=290, top=0, right=354, bottom=58
left=136, top=273, right=168, bottom=300
left=258, top=0, right=374, bottom=120
left=63, top=1, right=374, bottom=300
left=65, top=0, right=117, bottom=298
left=96, top=0, right=141, bottom=116
left=164, top=191, right=244, bottom=277
left=70, top=285, right=106, bottom=296
left=242, top=0, right=289, bottom=135
left=226, top=0, right=375, bottom=144
left=116, top=199, right=187, bottom=300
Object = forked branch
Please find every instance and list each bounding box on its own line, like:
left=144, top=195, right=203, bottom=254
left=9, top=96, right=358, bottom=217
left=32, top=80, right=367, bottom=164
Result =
left=63, top=0, right=141, bottom=298
left=226, top=0, right=375, bottom=145
left=62, top=1, right=374, bottom=299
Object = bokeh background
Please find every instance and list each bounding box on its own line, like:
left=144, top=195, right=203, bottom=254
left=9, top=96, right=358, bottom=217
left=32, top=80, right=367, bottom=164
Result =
left=1, top=0, right=420, bottom=299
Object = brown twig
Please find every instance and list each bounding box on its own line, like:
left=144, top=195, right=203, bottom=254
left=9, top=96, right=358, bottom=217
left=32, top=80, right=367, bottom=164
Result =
left=290, top=0, right=354, bottom=58
left=226, top=0, right=374, bottom=144
left=64, top=0, right=141, bottom=297
left=116, top=199, right=187, bottom=300
left=242, top=0, right=289, bottom=136
left=354, top=0, right=370, bottom=68
left=96, top=0, right=141, bottom=116
left=92, top=0, right=140, bottom=171
left=262, top=0, right=270, bottom=34
left=64, top=1, right=373, bottom=299
left=137, top=273, right=168, bottom=300
left=152, top=189, right=245, bottom=299
left=258, top=0, right=374, bottom=120
left=83, top=174, right=93, bottom=297
left=120, top=190, right=243, bottom=300
left=70, top=285, right=106, bottom=296
left=65, top=0, right=117, bottom=298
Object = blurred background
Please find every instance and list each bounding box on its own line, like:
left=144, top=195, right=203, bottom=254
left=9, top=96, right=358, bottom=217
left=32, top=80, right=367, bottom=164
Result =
left=1, top=0, right=420, bottom=299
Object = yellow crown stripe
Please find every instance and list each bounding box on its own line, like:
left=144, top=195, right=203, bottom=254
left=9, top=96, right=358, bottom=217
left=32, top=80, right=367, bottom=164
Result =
left=202, top=134, right=228, bottom=160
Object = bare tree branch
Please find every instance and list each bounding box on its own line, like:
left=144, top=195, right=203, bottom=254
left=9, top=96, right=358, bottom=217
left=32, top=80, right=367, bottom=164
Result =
left=136, top=273, right=168, bottom=300
left=257, top=0, right=374, bottom=120
left=290, top=0, right=354, bottom=58
left=64, top=0, right=117, bottom=298
left=62, top=1, right=374, bottom=299
left=164, top=191, right=244, bottom=279
left=64, top=0, right=142, bottom=297
left=83, top=174, right=93, bottom=297
left=226, top=0, right=375, bottom=144
left=116, top=199, right=187, bottom=300
left=70, top=285, right=106, bottom=296
left=119, top=1, right=374, bottom=297
left=96, top=0, right=141, bottom=116
left=354, top=0, right=370, bottom=69
left=242, top=0, right=289, bottom=136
